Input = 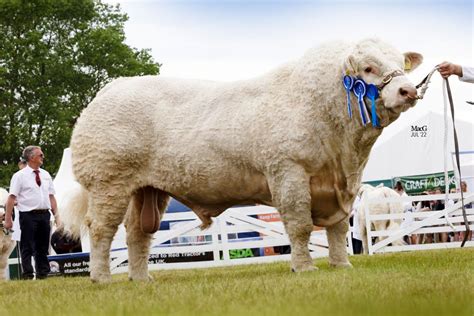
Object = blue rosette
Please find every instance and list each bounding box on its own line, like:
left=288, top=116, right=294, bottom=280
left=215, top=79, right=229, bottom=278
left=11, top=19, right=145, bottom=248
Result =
left=366, top=84, right=379, bottom=127
left=343, top=75, right=354, bottom=119
left=353, top=79, right=371, bottom=126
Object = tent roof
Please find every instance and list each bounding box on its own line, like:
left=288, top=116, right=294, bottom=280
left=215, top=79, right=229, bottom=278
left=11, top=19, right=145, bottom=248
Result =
left=362, top=107, right=474, bottom=182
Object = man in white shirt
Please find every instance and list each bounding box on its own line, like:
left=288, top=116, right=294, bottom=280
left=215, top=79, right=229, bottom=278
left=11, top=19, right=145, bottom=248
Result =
left=438, top=62, right=474, bottom=83
left=4, top=146, right=61, bottom=280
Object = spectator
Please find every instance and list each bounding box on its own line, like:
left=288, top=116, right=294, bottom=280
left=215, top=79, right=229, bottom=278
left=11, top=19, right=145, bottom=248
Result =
left=458, top=181, right=472, bottom=241
left=350, top=194, right=363, bottom=254
left=416, top=192, right=433, bottom=244
left=11, top=158, right=27, bottom=243
left=432, top=187, right=449, bottom=243
left=447, top=188, right=459, bottom=242
left=4, top=146, right=61, bottom=280
left=393, top=181, right=405, bottom=195
left=393, top=181, right=412, bottom=212
left=17, top=158, right=27, bottom=170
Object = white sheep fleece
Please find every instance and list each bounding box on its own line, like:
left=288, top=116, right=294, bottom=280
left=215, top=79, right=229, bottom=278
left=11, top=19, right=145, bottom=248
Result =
left=64, top=38, right=423, bottom=282
left=356, top=184, right=406, bottom=254
left=0, top=188, right=15, bottom=280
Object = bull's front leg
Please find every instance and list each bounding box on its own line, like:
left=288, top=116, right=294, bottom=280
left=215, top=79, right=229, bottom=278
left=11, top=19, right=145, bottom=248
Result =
left=326, top=218, right=353, bottom=268
left=268, top=165, right=315, bottom=272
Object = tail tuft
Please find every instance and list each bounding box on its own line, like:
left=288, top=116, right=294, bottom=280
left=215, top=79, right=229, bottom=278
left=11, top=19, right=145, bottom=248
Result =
left=58, top=185, right=89, bottom=239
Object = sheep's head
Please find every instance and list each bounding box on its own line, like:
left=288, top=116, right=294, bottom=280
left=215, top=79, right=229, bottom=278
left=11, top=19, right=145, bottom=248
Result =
left=344, top=38, right=423, bottom=126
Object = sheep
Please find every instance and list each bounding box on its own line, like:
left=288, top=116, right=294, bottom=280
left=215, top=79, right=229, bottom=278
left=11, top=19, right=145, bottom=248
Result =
left=357, top=184, right=407, bottom=254
left=0, top=188, right=16, bottom=280
left=63, top=38, right=423, bottom=282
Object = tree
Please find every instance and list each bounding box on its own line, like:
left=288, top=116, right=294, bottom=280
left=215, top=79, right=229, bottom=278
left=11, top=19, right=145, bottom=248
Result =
left=0, top=0, right=160, bottom=187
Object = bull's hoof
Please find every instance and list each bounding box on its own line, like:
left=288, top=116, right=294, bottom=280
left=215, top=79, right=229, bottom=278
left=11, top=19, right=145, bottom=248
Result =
left=90, top=272, right=112, bottom=283
left=329, top=261, right=353, bottom=269
left=291, top=263, right=317, bottom=272
left=129, top=274, right=153, bottom=282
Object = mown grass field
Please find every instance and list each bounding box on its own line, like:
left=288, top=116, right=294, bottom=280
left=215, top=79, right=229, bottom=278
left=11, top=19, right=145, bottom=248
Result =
left=1, top=248, right=473, bottom=316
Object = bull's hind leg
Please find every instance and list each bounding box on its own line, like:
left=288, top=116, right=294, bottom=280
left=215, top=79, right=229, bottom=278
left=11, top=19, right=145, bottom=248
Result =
left=269, top=166, right=314, bottom=272
left=86, top=189, right=129, bottom=283
left=326, top=218, right=352, bottom=268
left=125, top=187, right=169, bottom=281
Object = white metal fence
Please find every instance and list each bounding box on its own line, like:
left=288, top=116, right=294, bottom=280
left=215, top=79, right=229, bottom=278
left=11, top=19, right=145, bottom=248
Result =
left=364, top=193, right=474, bottom=254
left=109, top=205, right=352, bottom=274
left=7, top=195, right=473, bottom=277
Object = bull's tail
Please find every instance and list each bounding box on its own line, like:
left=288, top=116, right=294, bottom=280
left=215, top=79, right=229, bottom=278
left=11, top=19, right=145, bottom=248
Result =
left=59, top=185, right=89, bottom=239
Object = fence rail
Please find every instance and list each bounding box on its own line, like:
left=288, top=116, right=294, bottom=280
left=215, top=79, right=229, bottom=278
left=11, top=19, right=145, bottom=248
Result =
left=364, top=193, right=474, bottom=254
left=7, top=194, right=473, bottom=276
left=109, top=205, right=343, bottom=273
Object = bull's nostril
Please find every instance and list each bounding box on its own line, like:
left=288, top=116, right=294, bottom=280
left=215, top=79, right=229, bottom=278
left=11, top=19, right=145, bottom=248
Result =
left=399, top=88, right=408, bottom=97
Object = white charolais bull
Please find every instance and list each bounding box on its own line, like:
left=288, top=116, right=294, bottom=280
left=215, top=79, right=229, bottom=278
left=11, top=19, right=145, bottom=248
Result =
left=0, top=188, right=16, bottom=280
left=63, top=38, right=423, bottom=282
left=357, top=184, right=406, bottom=253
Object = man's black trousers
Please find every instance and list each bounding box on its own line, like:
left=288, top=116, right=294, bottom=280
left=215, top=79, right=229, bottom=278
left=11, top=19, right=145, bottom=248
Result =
left=19, top=211, right=51, bottom=279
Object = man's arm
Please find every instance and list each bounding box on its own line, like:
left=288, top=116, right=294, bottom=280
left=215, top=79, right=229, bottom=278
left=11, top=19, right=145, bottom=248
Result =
left=459, top=66, right=474, bottom=83
left=438, top=61, right=463, bottom=78
left=49, top=194, right=62, bottom=227
left=4, top=195, right=16, bottom=230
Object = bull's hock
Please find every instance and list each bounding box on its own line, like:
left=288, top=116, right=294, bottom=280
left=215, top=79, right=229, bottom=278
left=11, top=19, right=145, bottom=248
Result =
left=61, top=38, right=423, bottom=282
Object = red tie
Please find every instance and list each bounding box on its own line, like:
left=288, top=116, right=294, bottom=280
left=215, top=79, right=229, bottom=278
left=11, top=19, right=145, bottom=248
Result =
left=33, top=170, right=41, bottom=186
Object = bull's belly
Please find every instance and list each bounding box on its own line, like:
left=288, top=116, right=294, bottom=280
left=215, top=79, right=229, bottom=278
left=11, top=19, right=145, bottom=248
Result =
left=154, top=166, right=349, bottom=227
left=309, top=178, right=352, bottom=227
left=154, top=163, right=272, bottom=207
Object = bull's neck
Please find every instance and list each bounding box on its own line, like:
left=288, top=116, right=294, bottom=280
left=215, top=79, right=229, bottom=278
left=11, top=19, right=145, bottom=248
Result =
left=341, top=112, right=383, bottom=185
left=322, top=86, right=384, bottom=187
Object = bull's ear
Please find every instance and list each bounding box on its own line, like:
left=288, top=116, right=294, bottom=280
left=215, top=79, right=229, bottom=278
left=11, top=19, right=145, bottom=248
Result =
left=403, top=52, right=423, bottom=73
left=344, top=55, right=358, bottom=75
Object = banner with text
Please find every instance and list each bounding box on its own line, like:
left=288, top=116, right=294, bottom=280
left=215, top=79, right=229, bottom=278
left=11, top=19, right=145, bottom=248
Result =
left=394, top=171, right=456, bottom=195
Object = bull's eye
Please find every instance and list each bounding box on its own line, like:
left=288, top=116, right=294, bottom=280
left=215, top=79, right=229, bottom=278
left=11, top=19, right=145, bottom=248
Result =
left=364, top=67, right=372, bottom=73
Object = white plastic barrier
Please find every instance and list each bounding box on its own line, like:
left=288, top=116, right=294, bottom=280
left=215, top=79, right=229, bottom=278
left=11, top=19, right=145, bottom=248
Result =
left=364, top=193, right=474, bottom=254
left=109, top=205, right=352, bottom=274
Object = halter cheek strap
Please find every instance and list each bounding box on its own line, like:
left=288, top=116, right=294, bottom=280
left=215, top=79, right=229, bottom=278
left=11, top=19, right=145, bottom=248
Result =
left=376, top=70, right=405, bottom=90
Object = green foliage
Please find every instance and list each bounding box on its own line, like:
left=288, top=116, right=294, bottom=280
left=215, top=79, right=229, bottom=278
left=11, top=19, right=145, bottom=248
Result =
left=0, top=0, right=161, bottom=187
left=0, top=249, right=472, bottom=316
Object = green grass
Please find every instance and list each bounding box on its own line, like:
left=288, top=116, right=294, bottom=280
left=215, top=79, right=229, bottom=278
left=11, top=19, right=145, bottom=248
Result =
left=1, top=248, right=473, bottom=316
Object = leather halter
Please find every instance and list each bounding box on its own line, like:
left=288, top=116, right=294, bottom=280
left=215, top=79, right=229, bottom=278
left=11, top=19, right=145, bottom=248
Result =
left=376, top=70, right=405, bottom=91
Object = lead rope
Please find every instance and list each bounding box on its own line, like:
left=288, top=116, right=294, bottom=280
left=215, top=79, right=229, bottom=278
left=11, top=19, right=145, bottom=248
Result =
left=444, top=78, right=470, bottom=247
left=442, top=80, right=455, bottom=231
left=416, top=68, right=469, bottom=246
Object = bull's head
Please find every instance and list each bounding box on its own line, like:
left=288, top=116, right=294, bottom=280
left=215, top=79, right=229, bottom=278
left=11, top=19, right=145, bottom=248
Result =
left=344, top=38, right=423, bottom=125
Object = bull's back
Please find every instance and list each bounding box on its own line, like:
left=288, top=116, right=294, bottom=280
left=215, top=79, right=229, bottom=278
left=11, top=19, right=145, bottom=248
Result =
left=70, top=76, right=263, bottom=192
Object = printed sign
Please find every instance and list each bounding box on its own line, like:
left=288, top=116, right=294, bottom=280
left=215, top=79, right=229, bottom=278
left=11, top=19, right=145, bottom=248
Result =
left=48, top=253, right=90, bottom=277
left=395, top=171, right=456, bottom=194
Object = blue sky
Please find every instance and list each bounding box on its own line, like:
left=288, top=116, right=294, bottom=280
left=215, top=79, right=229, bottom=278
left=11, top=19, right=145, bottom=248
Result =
left=104, top=0, right=473, bottom=115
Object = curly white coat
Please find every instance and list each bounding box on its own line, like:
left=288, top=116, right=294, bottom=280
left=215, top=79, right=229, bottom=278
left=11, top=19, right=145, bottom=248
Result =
left=356, top=184, right=406, bottom=254
left=64, top=38, right=423, bottom=282
left=0, top=188, right=15, bottom=280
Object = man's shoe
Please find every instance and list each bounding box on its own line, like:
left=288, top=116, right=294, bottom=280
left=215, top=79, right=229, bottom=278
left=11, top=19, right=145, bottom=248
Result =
left=21, top=274, right=34, bottom=280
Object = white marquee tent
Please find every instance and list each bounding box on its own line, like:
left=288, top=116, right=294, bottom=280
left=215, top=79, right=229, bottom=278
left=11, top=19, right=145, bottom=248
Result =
left=362, top=107, right=474, bottom=189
